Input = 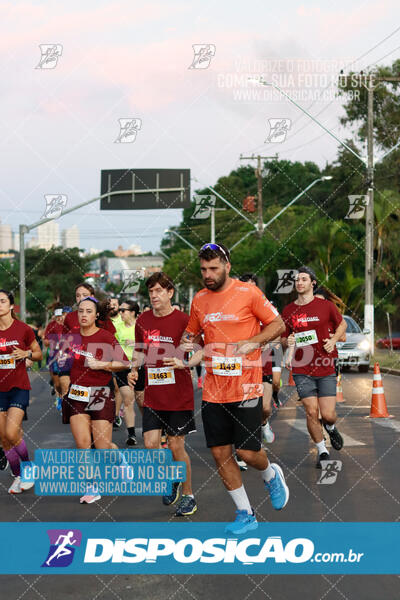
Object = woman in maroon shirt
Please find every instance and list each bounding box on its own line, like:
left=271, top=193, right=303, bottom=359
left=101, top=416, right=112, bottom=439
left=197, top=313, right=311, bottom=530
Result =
left=60, top=284, right=115, bottom=398
left=0, top=290, right=42, bottom=494
left=62, top=296, right=128, bottom=503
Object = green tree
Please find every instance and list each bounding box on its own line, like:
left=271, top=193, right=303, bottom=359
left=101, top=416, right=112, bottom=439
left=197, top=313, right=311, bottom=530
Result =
left=339, top=60, right=400, bottom=150
left=1, top=247, right=92, bottom=323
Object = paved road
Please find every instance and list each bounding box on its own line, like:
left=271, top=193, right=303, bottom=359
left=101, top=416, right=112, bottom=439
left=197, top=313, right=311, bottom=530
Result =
left=0, top=368, right=399, bottom=599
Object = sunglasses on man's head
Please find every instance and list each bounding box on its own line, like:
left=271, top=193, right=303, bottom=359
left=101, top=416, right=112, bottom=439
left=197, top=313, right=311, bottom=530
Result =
left=200, top=243, right=229, bottom=262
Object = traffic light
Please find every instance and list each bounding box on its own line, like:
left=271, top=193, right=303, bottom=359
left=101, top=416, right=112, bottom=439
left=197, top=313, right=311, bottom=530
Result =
left=243, top=195, right=256, bottom=212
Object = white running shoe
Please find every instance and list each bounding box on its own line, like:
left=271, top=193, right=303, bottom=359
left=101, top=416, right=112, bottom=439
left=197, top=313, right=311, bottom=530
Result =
left=8, top=476, right=22, bottom=494
left=80, top=484, right=101, bottom=504
left=80, top=492, right=101, bottom=504
left=262, top=422, right=275, bottom=444
left=235, top=454, right=248, bottom=471
left=20, top=480, right=35, bottom=491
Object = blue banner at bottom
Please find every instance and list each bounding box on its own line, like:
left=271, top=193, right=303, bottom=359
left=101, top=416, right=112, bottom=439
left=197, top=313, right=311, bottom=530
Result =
left=0, top=522, right=397, bottom=574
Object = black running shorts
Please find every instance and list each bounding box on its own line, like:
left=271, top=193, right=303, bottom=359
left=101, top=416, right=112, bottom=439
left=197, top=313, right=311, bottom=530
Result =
left=135, top=367, right=145, bottom=392
left=201, top=397, right=262, bottom=451
left=142, top=407, right=196, bottom=437
left=113, top=369, right=130, bottom=388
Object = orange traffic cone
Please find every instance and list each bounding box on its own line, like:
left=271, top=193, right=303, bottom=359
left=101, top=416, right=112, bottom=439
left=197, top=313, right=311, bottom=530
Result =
left=336, top=373, right=345, bottom=403
left=287, top=369, right=295, bottom=387
left=368, top=363, right=393, bottom=418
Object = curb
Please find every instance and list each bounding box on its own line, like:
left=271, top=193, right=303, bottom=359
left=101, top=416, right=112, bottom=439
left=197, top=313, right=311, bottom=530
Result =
left=369, top=365, right=400, bottom=376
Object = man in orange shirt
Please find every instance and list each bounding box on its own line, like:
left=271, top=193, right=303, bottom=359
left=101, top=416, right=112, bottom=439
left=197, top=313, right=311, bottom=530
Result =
left=166, top=243, right=289, bottom=534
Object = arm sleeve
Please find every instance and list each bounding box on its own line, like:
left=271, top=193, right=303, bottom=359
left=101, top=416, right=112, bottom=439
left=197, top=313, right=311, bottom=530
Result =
left=252, top=288, right=280, bottom=326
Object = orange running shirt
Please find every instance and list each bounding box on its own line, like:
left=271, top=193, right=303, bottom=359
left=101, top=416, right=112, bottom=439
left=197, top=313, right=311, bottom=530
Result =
left=186, top=279, right=279, bottom=403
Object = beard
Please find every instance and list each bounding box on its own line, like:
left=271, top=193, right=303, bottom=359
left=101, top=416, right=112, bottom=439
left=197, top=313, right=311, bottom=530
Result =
left=109, top=308, right=118, bottom=317
left=203, top=270, right=227, bottom=291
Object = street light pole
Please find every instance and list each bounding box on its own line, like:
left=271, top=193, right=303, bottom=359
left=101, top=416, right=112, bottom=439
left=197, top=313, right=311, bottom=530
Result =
left=249, top=78, right=366, bottom=165
left=19, top=225, right=28, bottom=320
left=164, top=229, right=196, bottom=250
left=229, top=176, right=332, bottom=252
left=205, top=184, right=257, bottom=228
left=263, top=176, right=332, bottom=230
left=19, top=189, right=156, bottom=320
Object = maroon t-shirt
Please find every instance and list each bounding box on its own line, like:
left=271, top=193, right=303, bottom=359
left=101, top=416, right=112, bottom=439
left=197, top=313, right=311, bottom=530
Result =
left=0, top=320, right=35, bottom=391
left=69, top=328, right=127, bottom=387
left=63, top=310, right=79, bottom=332
left=135, top=309, right=193, bottom=411
left=44, top=320, right=64, bottom=357
left=282, top=297, right=343, bottom=377
left=97, top=319, right=116, bottom=334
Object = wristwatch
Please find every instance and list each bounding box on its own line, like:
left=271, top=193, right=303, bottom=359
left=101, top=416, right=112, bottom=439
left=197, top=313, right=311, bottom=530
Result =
left=27, top=350, right=33, bottom=359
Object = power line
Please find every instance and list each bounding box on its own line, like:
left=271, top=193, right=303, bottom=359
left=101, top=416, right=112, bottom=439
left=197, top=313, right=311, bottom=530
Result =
left=368, top=44, right=400, bottom=68
left=243, top=27, right=400, bottom=157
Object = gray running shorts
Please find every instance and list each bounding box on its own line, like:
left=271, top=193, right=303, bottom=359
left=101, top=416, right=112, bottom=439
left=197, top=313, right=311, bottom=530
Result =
left=292, top=373, right=336, bottom=399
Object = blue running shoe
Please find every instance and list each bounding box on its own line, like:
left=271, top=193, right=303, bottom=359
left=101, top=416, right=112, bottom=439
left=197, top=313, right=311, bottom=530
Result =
left=55, top=396, right=62, bottom=411
left=162, top=481, right=181, bottom=506
left=264, top=463, right=289, bottom=510
left=225, top=509, right=258, bottom=535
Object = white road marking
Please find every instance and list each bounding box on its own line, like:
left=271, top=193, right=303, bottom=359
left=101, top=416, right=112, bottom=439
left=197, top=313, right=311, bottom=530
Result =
left=283, top=419, right=366, bottom=446
left=371, top=418, right=400, bottom=433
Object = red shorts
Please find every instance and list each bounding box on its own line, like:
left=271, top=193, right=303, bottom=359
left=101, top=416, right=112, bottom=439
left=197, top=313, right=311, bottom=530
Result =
left=62, top=385, right=115, bottom=423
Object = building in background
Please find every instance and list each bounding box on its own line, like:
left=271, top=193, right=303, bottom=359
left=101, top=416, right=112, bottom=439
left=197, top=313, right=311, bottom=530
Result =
left=114, top=244, right=143, bottom=257
left=27, top=237, right=39, bottom=249
left=37, top=221, right=59, bottom=251
left=0, top=220, right=13, bottom=252
left=12, top=232, right=19, bottom=251
left=61, top=225, right=80, bottom=249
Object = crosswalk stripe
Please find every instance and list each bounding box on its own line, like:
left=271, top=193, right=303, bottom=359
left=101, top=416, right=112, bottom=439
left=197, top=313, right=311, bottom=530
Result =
left=282, top=419, right=366, bottom=446
left=371, top=418, right=400, bottom=433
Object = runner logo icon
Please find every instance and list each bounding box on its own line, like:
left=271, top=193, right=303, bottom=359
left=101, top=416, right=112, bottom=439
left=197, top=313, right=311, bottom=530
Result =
left=42, top=529, right=82, bottom=568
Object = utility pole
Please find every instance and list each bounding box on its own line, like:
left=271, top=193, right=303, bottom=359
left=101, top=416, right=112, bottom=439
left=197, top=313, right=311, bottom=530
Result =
left=210, top=206, right=226, bottom=244
left=339, top=72, right=400, bottom=353
left=239, top=154, right=278, bottom=238
left=365, top=75, right=375, bottom=354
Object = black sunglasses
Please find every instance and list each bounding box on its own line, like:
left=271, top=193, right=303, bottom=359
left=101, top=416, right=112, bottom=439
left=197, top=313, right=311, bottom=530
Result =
left=118, top=308, right=132, bottom=313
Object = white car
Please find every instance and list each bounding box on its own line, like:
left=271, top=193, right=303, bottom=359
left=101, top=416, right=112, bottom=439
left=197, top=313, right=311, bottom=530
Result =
left=336, top=315, right=371, bottom=373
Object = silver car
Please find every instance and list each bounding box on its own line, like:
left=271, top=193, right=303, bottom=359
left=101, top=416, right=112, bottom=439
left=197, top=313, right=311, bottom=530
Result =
left=336, top=315, right=371, bottom=373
